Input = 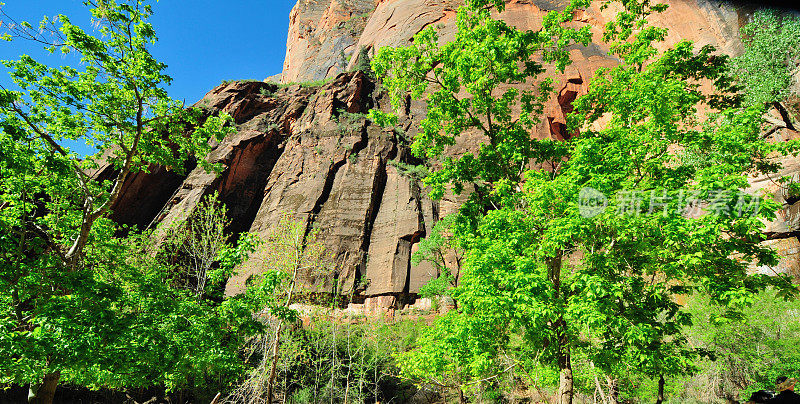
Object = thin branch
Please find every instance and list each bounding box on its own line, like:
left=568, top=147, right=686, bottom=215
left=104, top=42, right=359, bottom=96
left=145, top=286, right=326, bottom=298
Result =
left=4, top=97, right=94, bottom=198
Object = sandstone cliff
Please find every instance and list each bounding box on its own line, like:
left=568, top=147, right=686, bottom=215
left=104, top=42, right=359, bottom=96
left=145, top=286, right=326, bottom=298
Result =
left=98, top=0, right=800, bottom=310
left=277, top=0, right=800, bottom=298
left=281, top=0, right=746, bottom=83
left=95, top=72, right=452, bottom=310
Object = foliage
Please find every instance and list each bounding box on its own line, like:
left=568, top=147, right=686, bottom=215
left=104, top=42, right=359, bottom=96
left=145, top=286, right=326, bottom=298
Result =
left=370, top=0, right=591, bottom=204
left=0, top=217, right=264, bottom=396
left=373, top=0, right=799, bottom=402
left=372, top=0, right=595, bottom=398
left=350, top=46, right=373, bottom=76
left=238, top=214, right=331, bottom=322
left=225, top=313, right=427, bottom=404
left=387, top=158, right=429, bottom=181
left=682, top=288, right=800, bottom=402
left=335, top=109, right=367, bottom=136
left=414, top=215, right=462, bottom=302
left=228, top=213, right=334, bottom=403
left=161, top=192, right=231, bottom=298
left=221, top=79, right=263, bottom=86
left=281, top=316, right=424, bottom=404
left=0, top=0, right=234, bottom=400
left=277, top=77, right=335, bottom=89
left=732, top=8, right=800, bottom=108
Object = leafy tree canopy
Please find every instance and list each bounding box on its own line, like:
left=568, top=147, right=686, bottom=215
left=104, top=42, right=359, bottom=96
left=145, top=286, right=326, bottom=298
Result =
left=372, top=0, right=800, bottom=402
left=0, top=0, right=245, bottom=401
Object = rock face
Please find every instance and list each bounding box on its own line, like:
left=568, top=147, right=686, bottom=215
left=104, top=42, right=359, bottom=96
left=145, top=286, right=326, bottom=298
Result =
left=282, top=0, right=377, bottom=84
left=99, top=72, right=447, bottom=305
left=279, top=0, right=755, bottom=155
left=100, top=0, right=800, bottom=309
left=281, top=0, right=747, bottom=85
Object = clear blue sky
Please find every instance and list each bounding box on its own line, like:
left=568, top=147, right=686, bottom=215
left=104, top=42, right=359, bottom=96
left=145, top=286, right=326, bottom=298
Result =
left=0, top=0, right=295, bottom=154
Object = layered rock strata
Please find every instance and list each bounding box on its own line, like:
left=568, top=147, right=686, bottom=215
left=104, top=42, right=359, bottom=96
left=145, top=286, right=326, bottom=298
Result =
left=98, top=0, right=800, bottom=310
left=96, top=72, right=450, bottom=307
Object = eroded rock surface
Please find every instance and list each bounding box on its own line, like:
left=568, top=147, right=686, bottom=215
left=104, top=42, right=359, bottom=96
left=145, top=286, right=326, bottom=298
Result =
left=100, top=0, right=800, bottom=309
left=283, top=0, right=377, bottom=84
left=98, top=72, right=443, bottom=302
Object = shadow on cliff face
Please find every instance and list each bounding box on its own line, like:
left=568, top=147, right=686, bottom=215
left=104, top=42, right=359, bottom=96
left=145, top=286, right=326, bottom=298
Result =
left=216, top=130, right=284, bottom=238
left=96, top=163, right=195, bottom=231
left=729, top=0, right=799, bottom=13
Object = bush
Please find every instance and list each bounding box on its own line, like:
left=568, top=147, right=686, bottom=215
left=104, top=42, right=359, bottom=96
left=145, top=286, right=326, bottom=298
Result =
left=679, top=288, right=800, bottom=402
left=225, top=316, right=426, bottom=403
left=732, top=9, right=800, bottom=107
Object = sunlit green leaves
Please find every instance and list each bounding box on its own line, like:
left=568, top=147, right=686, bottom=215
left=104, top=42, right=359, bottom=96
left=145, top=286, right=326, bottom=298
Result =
left=381, top=0, right=799, bottom=399
left=0, top=0, right=237, bottom=394
left=732, top=8, right=800, bottom=107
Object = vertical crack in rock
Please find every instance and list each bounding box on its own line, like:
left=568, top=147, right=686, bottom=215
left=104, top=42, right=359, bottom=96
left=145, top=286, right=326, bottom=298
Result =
left=357, top=141, right=395, bottom=295
left=398, top=234, right=415, bottom=307
left=405, top=177, right=430, bottom=301
left=363, top=140, right=430, bottom=298
left=303, top=120, right=370, bottom=242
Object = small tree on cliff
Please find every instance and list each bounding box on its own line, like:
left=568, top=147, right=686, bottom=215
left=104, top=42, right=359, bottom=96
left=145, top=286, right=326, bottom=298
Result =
left=0, top=0, right=234, bottom=402
left=371, top=0, right=798, bottom=402
left=731, top=8, right=800, bottom=128
left=162, top=192, right=232, bottom=298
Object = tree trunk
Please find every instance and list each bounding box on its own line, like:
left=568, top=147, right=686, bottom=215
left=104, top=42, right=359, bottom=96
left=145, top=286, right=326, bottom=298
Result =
left=606, top=377, right=619, bottom=404
left=656, top=375, right=665, bottom=404
left=557, top=348, right=573, bottom=404
left=548, top=253, right=573, bottom=404
left=593, top=375, right=609, bottom=404
left=266, top=260, right=301, bottom=404
left=773, top=101, right=799, bottom=131
left=266, top=322, right=283, bottom=404
left=28, top=371, right=60, bottom=404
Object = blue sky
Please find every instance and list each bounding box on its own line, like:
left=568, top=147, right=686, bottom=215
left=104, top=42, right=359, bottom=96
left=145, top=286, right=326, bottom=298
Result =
left=0, top=0, right=295, bottom=154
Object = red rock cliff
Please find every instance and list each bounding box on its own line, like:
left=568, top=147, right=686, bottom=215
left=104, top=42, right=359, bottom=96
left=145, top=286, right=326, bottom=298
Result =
left=100, top=0, right=799, bottom=310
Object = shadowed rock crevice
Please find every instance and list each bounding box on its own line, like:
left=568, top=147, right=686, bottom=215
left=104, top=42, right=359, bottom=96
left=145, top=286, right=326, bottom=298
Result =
left=304, top=115, right=371, bottom=242
left=217, top=132, right=286, bottom=237
left=93, top=160, right=196, bottom=231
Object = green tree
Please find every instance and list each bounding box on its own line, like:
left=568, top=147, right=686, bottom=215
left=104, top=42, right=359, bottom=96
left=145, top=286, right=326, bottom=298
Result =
left=350, top=46, right=373, bottom=76
left=414, top=214, right=463, bottom=307
left=373, top=1, right=799, bottom=403
left=371, top=0, right=592, bottom=400
left=224, top=214, right=334, bottom=404
left=0, top=0, right=234, bottom=402
left=731, top=8, right=800, bottom=128
left=161, top=192, right=232, bottom=298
